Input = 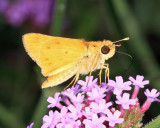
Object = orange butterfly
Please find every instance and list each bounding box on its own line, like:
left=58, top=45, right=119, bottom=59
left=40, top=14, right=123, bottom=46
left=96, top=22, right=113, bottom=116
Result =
left=22, top=33, right=129, bottom=88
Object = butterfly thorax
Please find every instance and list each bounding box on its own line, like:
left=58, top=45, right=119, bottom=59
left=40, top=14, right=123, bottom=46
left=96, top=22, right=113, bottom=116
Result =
left=79, top=40, right=116, bottom=74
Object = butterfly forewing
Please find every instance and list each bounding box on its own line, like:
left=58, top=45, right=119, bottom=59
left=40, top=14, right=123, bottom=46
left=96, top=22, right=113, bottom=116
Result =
left=23, top=33, right=52, bottom=66
left=39, top=37, right=88, bottom=76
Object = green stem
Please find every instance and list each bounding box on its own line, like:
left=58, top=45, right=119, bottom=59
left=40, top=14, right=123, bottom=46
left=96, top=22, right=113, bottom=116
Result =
left=31, top=92, right=48, bottom=128
left=31, top=87, right=64, bottom=127
left=50, top=0, right=67, bottom=36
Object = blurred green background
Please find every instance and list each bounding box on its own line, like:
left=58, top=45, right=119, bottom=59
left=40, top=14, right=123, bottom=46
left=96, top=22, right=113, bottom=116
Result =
left=0, top=0, right=160, bottom=127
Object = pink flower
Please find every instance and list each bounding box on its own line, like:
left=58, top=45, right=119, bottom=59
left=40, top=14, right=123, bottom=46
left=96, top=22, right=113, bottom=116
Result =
left=42, top=110, right=60, bottom=128
left=87, top=88, right=106, bottom=102
left=68, top=104, right=83, bottom=120
left=82, top=107, right=93, bottom=119
left=129, top=75, right=149, bottom=99
left=108, top=76, right=132, bottom=95
left=116, top=93, right=137, bottom=109
left=69, top=93, right=84, bottom=105
left=27, top=123, right=34, bottom=128
left=90, top=99, right=112, bottom=114
left=83, top=114, right=106, bottom=128
left=47, top=92, right=62, bottom=109
left=141, top=89, right=160, bottom=113
left=57, top=118, right=81, bottom=128
left=144, top=88, right=160, bottom=100
left=129, top=75, right=149, bottom=88
left=106, top=110, right=124, bottom=127
left=27, top=75, right=159, bottom=127
left=78, top=76, right=98, bottom=90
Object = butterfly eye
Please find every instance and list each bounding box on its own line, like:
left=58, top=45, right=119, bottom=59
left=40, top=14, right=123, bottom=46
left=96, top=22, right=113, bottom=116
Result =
left=101, top=46, right=110, bottom=54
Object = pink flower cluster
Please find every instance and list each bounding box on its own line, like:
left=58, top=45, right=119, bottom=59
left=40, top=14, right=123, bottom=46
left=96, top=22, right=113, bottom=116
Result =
left=27, top=75, right=160, bottom=128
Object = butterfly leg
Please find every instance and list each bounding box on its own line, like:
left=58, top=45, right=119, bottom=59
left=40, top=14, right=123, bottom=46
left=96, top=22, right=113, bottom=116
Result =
left=64, top=63, right=83, bottom=90
left=98, top=67, right=103, bottom=85
left=103, top=63, right=109, bottom=84
left=64, top=72, right=79, bottom=90
left=73, top=73, right=80, bottom=86
left=87, top=71, right=93, bottom=86
left=87, top=54, right=100, bottom=86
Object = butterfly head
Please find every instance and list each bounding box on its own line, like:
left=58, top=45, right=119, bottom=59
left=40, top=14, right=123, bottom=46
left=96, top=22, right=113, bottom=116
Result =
left=101, top=37, right=129, bottom=60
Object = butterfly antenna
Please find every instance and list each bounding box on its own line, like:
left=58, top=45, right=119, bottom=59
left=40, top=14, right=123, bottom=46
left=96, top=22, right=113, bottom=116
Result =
left=116, top=51, right=132, bottom=59
left=116, top=50, right=133, bottom=76
left=113, top=37, right=129, bottom=45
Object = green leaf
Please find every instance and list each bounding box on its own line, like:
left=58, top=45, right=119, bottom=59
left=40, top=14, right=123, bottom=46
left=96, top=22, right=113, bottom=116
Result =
left=143, top=115, right=160, bottom=128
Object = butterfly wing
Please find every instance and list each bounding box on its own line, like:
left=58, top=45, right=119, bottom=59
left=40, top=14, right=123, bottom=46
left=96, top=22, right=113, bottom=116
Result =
left=23, top=33, right=88, bottom=77
left=41, top=65, right=79, bottom=88
left=22, top=33, right=52, bottom=66
left=39, top=36, right=88, bottom=76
